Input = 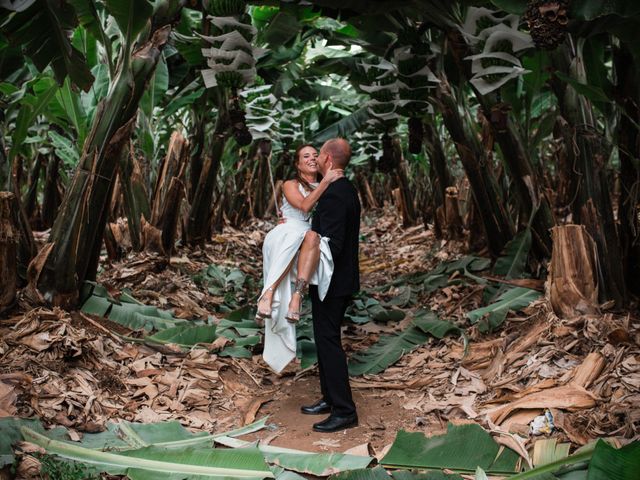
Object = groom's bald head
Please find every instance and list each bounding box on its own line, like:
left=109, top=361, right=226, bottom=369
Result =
left=321, top=138, right=352, bottom=169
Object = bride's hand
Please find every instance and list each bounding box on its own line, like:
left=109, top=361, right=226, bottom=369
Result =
left=321, top=169, right=344, bottom=185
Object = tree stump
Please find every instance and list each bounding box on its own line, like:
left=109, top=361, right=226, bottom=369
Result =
left=548, top=225, right=599, bottom=317
left=0, top=192, right=19, bottom=311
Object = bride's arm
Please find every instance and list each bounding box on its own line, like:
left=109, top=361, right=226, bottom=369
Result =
left=282, top=170, right=343, bottom=214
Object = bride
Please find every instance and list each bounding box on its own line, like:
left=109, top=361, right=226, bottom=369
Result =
left=257, top=144, right=343, bottom=373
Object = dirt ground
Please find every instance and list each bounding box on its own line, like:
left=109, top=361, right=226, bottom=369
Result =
left=233, top=368, right=434, bottom=454
left=2, top=208, right=638, bottom=460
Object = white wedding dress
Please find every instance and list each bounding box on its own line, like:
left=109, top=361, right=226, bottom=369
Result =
left=260, top=183, right=334, bottom=373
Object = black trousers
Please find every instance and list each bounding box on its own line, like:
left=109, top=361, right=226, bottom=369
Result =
left=309, top=285, right=356, bottom=416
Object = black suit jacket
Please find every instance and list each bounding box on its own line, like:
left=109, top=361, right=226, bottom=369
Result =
left=312, top=177, right=361, bottom=298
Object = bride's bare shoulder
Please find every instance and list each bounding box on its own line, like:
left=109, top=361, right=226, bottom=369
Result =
left=282, top=179, right=299, bottom=191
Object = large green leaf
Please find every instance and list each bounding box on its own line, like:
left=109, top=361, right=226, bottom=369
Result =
left=393, top=470, right=464, bottom=480
left=8, top=76, right=58, bottom=160
left=1, top=0, right=94, bottom=90
left=489, top=0, right=526, bottom=14
left=587, top=440, right=640, bottom=480
left=54, top=76, right=88, bottom=145
left=215, top=436, right=372, bottom=476
left=553, top=71, right=610, bottom=104
left=413, top=312, right=462, bottom=339
left=313, top=106, right=371, bottom=143
left=68, top=0, right=113, bottom=72
left=147, top=324, right=217, bottom=347
left=380, top=424, right=520, bottom=474
left=493, top=229, right=532, bottom=279
left=1, top=416, right=269, bottom=469
left=140, top=53, right=169, bottom=117
left=466, top=287, right=541, bottom=333
left=22, top=427, right=274, bottom=479
left=81, top=287, right=187, bottom=332
left=332, top=466, right=391, bottom=480
left=263, top=11, right=300, bottom=46
left=105, top=0, right=153, bottom=44
left=348, top=323, right=430, bottom=376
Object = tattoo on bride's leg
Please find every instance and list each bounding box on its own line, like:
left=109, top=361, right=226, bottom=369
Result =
left=294, top=278, right=308, bottom=294
left=286, top=278, right=308, bottom=324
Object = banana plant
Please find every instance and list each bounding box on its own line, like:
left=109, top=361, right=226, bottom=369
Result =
left=35, top=0, right=185, bottom=307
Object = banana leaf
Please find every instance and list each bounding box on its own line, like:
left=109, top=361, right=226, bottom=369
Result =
left=393, top=470, right=464, bottom=480
left=587, top=439, right=640, bottom=480
left=147, top=324, right=217, bottom=347
left=413, top=311, right=462, bottom=338
left=297, top=338, right=317, bottom=369
left=533, top=439, right=571, bottom=468
left=493, top=229, right=532, bottom=279
left=0, top=417, right=69, bottom=467
left=348, top=297, right=405, bottom=324
left=504, top=440, right=640, bottom=480
left=331, top=466, right=391, bottom=480
left=108, top=302, right=186, bottom=331
left=385, top=286, right=414, bottom=307
left=348, top=324, right=430, bottom=376
left=214, top=436, right=372, bottom=476
left=473, top=468, right=489, bottom=480
left=466, top=287, right=541, bottom=333
left=105, top=0, right=154, bottom=45
left=219, top=346, right=253, bottom=358
left=313, top=106, right=371, bottom=142
left=1, top=0, right=93, bottom=92
left=1, top=417, right=269, bottom=458
left=380, top=424, right=520, bottom=474
left=81, top=286, right=187, bottom=332
left=22, top=427, right=274, bottom=479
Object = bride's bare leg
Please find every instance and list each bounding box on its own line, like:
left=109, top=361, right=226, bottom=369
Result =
left=286, top=231, right=320, bottom=323
left=257, top=258, right=295, bottom=320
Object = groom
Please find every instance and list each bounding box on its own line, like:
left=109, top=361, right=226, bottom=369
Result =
left=301, top=138, right=360, bottom=432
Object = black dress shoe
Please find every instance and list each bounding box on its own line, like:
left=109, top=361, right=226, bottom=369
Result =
left=312, top=413, right=358, bottom=432
left=301, top=399, right=331, bottom=415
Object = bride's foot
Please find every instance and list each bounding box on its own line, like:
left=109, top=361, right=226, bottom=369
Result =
left=285, top=279, right=307, bottom=324
left=256, top=287, right=274, bottom=325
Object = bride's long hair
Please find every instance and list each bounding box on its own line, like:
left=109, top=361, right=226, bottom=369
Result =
left=293, top=144, right=317, bottom=193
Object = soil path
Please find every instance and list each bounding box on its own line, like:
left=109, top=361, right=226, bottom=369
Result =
left=242, top=372, right=432, bottom=454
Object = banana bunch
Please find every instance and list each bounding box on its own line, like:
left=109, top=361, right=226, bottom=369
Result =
left=358, top=58, right=402, bottom=126
left=200, top=0, right=263, bottom=91
left=461, top=7, right=534, bottom=95
left=241, top=84, right=280, bottom=141
left=392, top=41, right=438, bottom=117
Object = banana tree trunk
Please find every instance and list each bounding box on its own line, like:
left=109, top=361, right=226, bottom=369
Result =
left=613, top=43, right=640, bottom=295
left=9, top=162, right=36, bottom=283
left=423, top=120, right=460, bottom=238
left=41, top=154, right=62, bottom=229
left=393, top=137, right=417, bottom=227
left=436, top=78, right=514, bottom=256
left=476, top=95, right=554, bottom=257
left=37, top=27, right=172, bottom=307
left=186, top=93, right=230, bottom=245
left=119, top=143, right=151, bottom=251
left=551, top=41, right=626, bottom=306
left=0, top=132, right=7, bottom=190
left=23, top=153, right=44, bottom=227
left=0, top=192, right=18, bottom=312
left=144, top=131, right=188, bottom=254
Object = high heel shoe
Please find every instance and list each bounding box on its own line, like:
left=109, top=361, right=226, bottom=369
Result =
left=285, top=279, right=307, bottom=324
left=255, top=287, right=274, bottom=324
